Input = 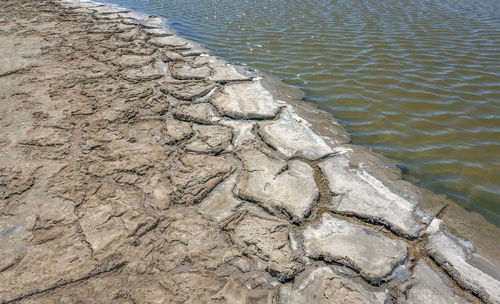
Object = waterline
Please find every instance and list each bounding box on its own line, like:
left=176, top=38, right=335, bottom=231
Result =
left=99, top=0, right=500, bottom=226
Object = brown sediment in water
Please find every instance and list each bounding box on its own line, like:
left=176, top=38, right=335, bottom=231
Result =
left=0, top=0, right=498, bottom=303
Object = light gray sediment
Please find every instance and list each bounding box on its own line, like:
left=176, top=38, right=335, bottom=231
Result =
left=302, top=213, right=408, bottom=284
left=397, top=260, right=470, bottom=304
left=426, top=228, right=500, bottom=304
left=318, top=151, right=432, bottom=238
left=280, top=266, right=391, bottom=304
left=235, top=146, right=319, bottom=223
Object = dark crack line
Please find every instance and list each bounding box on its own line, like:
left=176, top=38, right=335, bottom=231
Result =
left=2, top=261, right=127, bottom=304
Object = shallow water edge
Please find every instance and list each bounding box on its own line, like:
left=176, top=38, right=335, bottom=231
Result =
left=95, top=0, right=500, bottom=228
left=81, top=0, right=500, bottom=292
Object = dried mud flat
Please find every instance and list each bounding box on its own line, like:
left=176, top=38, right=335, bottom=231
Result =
left=0, top=1, right=499, bottom=303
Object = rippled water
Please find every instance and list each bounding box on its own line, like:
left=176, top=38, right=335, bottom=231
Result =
left=98, top=0, right=500, bottom=226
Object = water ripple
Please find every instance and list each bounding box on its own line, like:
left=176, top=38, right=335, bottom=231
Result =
left=100, top=0, right=500, bottom=227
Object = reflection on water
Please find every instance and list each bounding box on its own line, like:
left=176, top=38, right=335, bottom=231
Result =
left=100, top=0, right=500, bottom=226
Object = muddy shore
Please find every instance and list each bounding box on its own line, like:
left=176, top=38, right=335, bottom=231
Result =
left=0, top=0, right=499, bottom=303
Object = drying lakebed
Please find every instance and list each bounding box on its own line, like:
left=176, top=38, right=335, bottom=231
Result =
left=0, top=0, right=499, bottom=303
left=97, top=0, right=500, bottom=227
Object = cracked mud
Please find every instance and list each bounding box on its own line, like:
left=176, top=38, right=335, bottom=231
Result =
left=0, top=1, right=499, bottom=303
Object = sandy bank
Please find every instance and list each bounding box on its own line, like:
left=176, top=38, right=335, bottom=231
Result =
left=0, top=0, right=499, bottom=303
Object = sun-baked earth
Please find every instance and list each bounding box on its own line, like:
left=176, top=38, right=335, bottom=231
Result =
left=0, top=1, right=499, bottom=303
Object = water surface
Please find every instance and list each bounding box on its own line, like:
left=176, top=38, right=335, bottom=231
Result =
left=99, top=0, right=500, bottom=226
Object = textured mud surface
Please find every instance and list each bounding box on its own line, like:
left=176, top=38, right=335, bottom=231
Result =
left=0, top=1, right=499, bottom=303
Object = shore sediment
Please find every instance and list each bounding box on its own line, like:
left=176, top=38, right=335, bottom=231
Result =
left=0, top=1, right=499, bottom=303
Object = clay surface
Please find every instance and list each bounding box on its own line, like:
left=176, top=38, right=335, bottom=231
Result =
left=397, top=260, right=469, bottom=304
left=426, top=230, right=500, bottom=304
left=280, top=266, right=390, bottom=304
left=0, top=0, right=497, bottom=303
left=258, top=107, right=335, bottom=160
left=302, top=213, right=408, bottom=283
left=319, top=152, right=431, bottom=238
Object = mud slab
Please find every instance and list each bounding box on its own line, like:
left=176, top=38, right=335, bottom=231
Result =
left=0, top=0, right=498, bottom=303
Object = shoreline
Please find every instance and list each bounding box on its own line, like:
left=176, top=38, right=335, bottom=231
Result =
left=95, top=0, right=500, bottom=229
left=0, top=0, right=499, bottom=303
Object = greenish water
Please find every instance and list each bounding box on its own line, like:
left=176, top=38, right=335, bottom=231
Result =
left=98, top=0, right=500, bottom=226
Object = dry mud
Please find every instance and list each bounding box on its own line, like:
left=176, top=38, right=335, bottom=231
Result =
left=0, top=1, right=499, bottom=303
